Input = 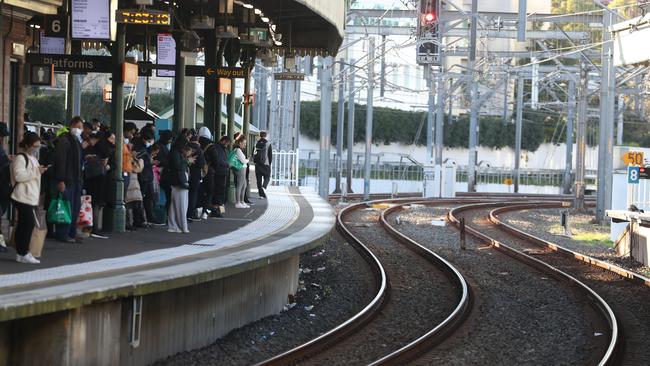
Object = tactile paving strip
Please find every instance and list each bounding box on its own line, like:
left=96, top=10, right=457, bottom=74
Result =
left=0, top=186, right=299, bottom=289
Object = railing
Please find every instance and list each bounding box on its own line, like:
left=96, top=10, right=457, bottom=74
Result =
left=24, top=121, right=64, bottom=135
left=455, top=166, right=598, bottom=188
left=271, top=149, right=299, bottom=186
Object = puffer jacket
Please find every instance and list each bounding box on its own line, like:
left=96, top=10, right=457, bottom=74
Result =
left=10, top=153, right=41, bottom=206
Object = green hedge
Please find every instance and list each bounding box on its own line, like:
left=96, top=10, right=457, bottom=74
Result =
left=300, top=101, right=547, bottom=151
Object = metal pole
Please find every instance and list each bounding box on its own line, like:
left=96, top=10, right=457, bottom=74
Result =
left=269, top=69, right=278, bottom=142
left=425, top=67, right=434, bottom=165
left=173, top=47, right=186, bottom=133
left=204, top=31, right=217, bottom=135
left=364, top=38, right=375, bottom=200
left=435, top=70, right=444, bottom=167
left=604, top=19, right=617, bottom=216
left=293, top=74, right=302, bottom=150
left=514, top=73, right=524, bottom=193
left=575, top=62, right=589, bottom=211
left=215, top=46, right=224, bottom=138
left=502, top=73, right=509, bottom=125
left=243, top=67, right=251, bottom=140
left=110, top=23, right=126, bottom=232
left=347, top=59, right=355, bottom=194
left=617, top=95, right=624, bottom=146
left=563, top=79, right=576, bottom=194
left=318, top=57, right=333, bottom=199
left=334, top=58, right=345, bottom=193
left=467, top=0, right=479, bottom=192
left=596, top=11, right=612, bottom=222
left=517, top=0, right=527, bottom=41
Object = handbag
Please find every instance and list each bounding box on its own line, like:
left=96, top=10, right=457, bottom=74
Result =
left=77, top=195, right=93, bottom=227
left=47, top=192, right=72, bottom=225
left=29, top=209, right=47, bottom=258
left=227, top=150, right=244, bottom=170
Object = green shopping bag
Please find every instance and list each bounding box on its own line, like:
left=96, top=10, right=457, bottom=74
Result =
left=47, top=193, right=72, bottom=225
left=227, top=150, right=244, bottom=170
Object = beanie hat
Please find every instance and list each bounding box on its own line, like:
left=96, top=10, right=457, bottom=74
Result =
left=198, top=126, right=213, bottom=140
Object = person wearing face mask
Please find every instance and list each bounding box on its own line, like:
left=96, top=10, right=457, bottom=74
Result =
left=11, top=132, right=48, bottom=264
left=154, top=130, right=173, bottom=212
left=52, top=116, right=85, bottom=243
left=133, top=129, right=161, bottom=226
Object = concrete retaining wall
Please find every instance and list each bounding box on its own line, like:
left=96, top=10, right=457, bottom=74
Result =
left=0, top=255, right=299, bottom=366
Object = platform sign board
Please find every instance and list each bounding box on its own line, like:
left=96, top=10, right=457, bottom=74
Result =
left=156, top=33, right=175, bottom=77
left=621, top=151, right=644, bottom=166
left=30, top=64, right=54, bottom=86
left=26, top=54, right=112, bottom=73
left=629, top=166, right=641, bottom=184
left=185, top=65, right=247, bottom=78
left=44, top=15, right=67, bottom=38
left=71, top=0, right=111, bottom=40
left=612, top=14, right=650, bottom=66
left=274, top=72, right=305, bottom=81
left=40, top=32, right=65, bottom=55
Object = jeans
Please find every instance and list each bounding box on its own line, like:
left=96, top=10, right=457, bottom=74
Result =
left=55, top=182, right=82, bottom=241
left=13, top=201, right=35, bottom=256
left=255, top=164, right=271, bottom=197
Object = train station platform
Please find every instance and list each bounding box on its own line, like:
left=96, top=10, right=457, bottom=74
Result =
left=0, top=186, right=334, bottom=366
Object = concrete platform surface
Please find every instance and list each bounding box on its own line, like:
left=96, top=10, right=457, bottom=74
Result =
left=0, top=186, right=335, bottom=322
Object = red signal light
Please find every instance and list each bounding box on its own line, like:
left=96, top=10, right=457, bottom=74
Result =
left=424, top=12, right=436, bottom=23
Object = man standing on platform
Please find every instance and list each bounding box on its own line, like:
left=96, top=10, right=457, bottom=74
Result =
left=53, top=116, right=84, bottom=243
left=253, top=131, right=272, bottom=199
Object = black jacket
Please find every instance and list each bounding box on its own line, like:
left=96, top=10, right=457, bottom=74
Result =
left=168, top=149, right=189, bottom=189
left=211, top=143, right=230, bottom=176
left=154, top=141, right=170, bottom=170
left=187, top=141, right=205, bottom=183
left=54, top=133, right=83, bottom=186
left=133, top=142, right=154, bottom=183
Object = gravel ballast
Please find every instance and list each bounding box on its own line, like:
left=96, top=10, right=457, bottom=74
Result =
left=391, top=205, right=604, bottom=366
left=155, top=231, right=375, bottom=366
left=501, top=209, right=650, bottom=276
left=462, top=205, right=650, bottom=366
left=305, top=207, right=459, bottom=365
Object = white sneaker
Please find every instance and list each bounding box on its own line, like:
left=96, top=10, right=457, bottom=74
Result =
left=243, top=204, right=250, bottom=208
left=201, top=212, right=209, bottom=220
left=0, top=234, right=6, bottom=247
left=16, top=253, right=40, bottom=264
left=235, top=203, right=244, bottom=208
left=167, top=228, right=182, bottom=233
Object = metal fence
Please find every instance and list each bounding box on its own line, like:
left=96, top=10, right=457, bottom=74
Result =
left=455, top=166, right=598, bottom=187
left=271, top=149, right=300, bottom=186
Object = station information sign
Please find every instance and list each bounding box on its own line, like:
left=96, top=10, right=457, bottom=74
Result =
left=40, top=32, right=65, bottom=55
left=185, top=65, right=247, bottom=78
left=156, top=34, right=175, bottom=77
left=274, top=72, right=305, bottom=81
left=71, top=0, right=110, bottom=40
left=116, top=9, right=170, bottom=25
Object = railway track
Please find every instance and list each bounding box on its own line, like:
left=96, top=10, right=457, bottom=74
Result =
left=257, top=200, right=471, bottom=365
left=447, top=201, right=650, bottom=365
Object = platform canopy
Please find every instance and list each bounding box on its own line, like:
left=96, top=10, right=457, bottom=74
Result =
left=3, top=0, right=63, bottom=15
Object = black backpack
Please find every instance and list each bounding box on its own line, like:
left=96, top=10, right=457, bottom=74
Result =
left=253, top=141, right=266, bottom=165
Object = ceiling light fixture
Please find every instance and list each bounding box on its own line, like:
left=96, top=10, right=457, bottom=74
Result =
left=243, top=3, right=254, bottom=8
left=261, top=16, right=269, bottom=23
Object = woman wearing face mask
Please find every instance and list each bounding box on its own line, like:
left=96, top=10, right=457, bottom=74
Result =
left=133, top=129, right=161, bottom=226
left=11, top=132, right=48, bottom=264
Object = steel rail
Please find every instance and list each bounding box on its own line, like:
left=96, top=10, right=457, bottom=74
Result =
left=489, top=203, right=650, bottom=287
left=367, top=203, right=472, bottom=365
left=255, top=202, right=389, bottom=366
left=448, top=202, right=620, bottom=366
